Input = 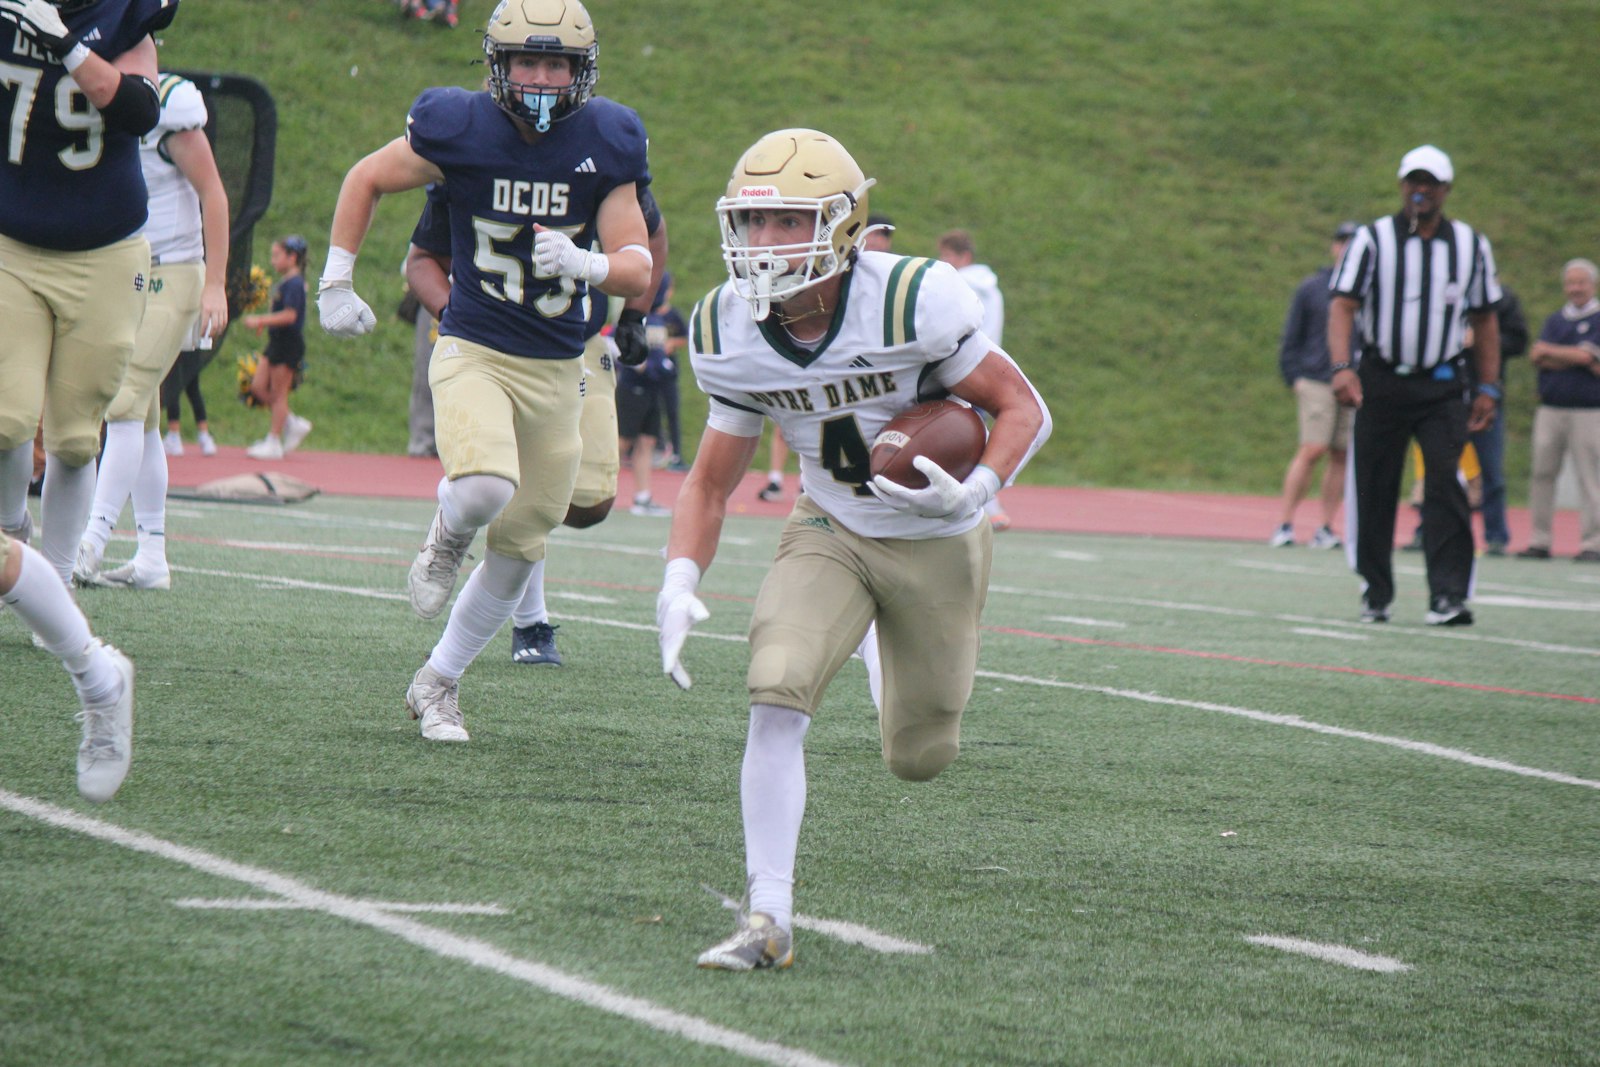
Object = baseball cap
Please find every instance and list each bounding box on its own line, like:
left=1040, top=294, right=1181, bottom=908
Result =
left=866, top=213, right=895, bottom=232
left=1333, top=221, right=1360, bottom=240
left=1397, top=145, right=1453, bottom=183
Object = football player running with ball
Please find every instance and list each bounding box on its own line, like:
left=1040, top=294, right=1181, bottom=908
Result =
left=658, top=129, right=1051, bottom=970
left=318, top=0, right=651, bottom=742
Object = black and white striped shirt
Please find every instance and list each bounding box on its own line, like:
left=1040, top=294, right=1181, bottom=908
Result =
left=1330, top=213, right=1501, bottom=372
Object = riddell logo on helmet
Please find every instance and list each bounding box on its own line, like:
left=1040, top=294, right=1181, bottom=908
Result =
left=739, top=186, right=781, bottom=198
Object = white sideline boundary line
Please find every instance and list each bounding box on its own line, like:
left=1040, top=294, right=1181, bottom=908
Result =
left=163, top=568, right=1597, bottom=789
left=0, top=790, right=846, bottom=1067
left=975, top=671, right=1600, bottom=791
left=1245, top=935, right=1412, bottom=973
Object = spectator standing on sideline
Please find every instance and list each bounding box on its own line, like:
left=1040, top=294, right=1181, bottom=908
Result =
left=76, top=71, right=230, bottom=591
left=1518, top=258, right=1600, bottom=562
left=1329, top=145, right=1502, bottom=626
left=937, top=228, right=1011, bottom=529
left=243, top=235, right=313, bottom=459
left=320, top=0, right=651, bottom=741
left=0, top=0, right=178, bottom=586
left=1400, top=286, right=1527, bottom=553
left=1466, top=284, right=1527, bottom=555
left=648, top=272, right=688, bottom=471
left=1269, top=221, right=1360, bottom=549
left=759, top=217, right=894, bottom=503
left=0, top=0, right=172, bottom=798
left=616, top=286, right=672, bottom=517
left=660, top=129, right=1050, bottom=969
left=161, top=347, right=218, bottom=457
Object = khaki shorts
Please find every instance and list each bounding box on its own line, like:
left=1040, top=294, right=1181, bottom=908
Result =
left=0, top=232, right=150, bottom=464
left=107, top=261, right=204, bottom=429
left=1295, top=377, right=1353, bottom=450
left=571, top=331, right=619, bottom=509
left=429, top=334, right=585, bottom=562
left=748, top=494, right=994, bottom=782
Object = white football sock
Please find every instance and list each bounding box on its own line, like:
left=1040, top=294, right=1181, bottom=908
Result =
left=512, top=558, right=548, bottom=628
left=41, top=456, right=97, bottom=586
left=131, top=429, right=169, bottom=564
left=428, top=549, right=534, bottom=678
left=1, top=540, right=118, bottom=702
left=857, top=621, right=883, bottom=713
left=82, top=420, right=145, bottom=557
left=0, top=443, right=33, bottom=530
left=743, top=702, right=811, bottom=931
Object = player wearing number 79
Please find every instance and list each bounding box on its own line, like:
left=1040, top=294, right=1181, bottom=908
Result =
left=319, top=0, right=651, bottom=742
left=0, top=0, right=177, bottom=586
left=659, top=129, right=1051, bottom=969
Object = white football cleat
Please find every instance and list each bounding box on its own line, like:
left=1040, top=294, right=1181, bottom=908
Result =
left=697, top=909, right=794, bottom=971
left=75, top=642, right=135, bottom=803
left=406, top=662, right=469, bottom=742
left=408, top=507, right=473, bottom=620
left=72, top=541, right=104, bottom=587
left=95, top=556, right=171, bottom=591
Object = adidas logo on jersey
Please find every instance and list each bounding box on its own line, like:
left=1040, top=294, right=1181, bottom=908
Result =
left=574, top=157, right=597, bottom=173
left=848, top=356, right=875, bottom=369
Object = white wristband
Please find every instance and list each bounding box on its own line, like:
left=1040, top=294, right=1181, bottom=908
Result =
left=323, top=246, right=357, bottom=285
left=661, top=557, right=701, bottom=598
left=62, top=42, right=91, bottom=74
left=580, top=250, right=610, bottom=287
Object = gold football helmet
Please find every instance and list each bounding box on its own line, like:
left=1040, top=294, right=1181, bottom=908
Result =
left=484, top=0, right=599, bottom=132
left=717, top=129, right=875, bottom=321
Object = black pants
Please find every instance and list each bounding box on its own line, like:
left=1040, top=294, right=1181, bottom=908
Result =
left=1351, top=359, right=1474, bottom=608
left=163, top=348, right=213, bottom=425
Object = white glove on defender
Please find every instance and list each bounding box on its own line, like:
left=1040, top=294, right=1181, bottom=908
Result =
left=533, top=227, right=609, bottom=284
left=657, top=558, right=710, bottom=690
left=870, top=457, right=1001, bottom=520
left=317, top=281, right=376, bottom=337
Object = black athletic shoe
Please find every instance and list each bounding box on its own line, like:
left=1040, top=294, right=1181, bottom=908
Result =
left=1424, top=597, right=1473, bottom=627
left=511, top=621, right=563, bottom=666
left=1359, top=599, right=1391, bottom=624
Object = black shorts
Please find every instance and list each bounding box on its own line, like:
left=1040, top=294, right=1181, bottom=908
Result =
left=615, top=380, right=662, bottom=439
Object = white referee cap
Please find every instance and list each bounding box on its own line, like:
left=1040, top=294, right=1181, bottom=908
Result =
left=1397, top=145, right=1453, bottom=183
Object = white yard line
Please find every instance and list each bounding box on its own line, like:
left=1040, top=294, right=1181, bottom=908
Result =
left=1244, top=935, right=1412, bottom=973
left=1290, top=627, right=1369, bottom=641
left=975, top=671, right=1600, bottom=791
left=1046, top=616, right=1129, bottom=629
left=0, top=790, right=847, bottom=1067
left=174, top=898, right=510, bottom=915
left=162, top=569, right=1598, bottom=789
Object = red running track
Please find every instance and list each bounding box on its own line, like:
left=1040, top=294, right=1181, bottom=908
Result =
left=166, top=445, right=1583, bottom=553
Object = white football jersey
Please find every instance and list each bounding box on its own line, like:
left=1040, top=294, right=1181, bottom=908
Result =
left=139, top=74, right=208, bottom=264
left=689, top=252, right=994, bottom=539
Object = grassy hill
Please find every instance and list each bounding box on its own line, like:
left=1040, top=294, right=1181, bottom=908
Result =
left=160, top=0, right=1600, bottom=496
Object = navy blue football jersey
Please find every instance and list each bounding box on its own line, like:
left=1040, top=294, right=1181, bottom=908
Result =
left=0, top=0, right=179, bottom=251
left=405, top=87, right=650, bottom=360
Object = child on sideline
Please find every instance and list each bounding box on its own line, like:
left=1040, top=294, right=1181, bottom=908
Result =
left=243, top=235, right=312, bottom=459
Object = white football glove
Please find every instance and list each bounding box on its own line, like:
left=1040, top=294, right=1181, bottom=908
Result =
left=870, top=457, right=1001, bottom=519
left=0, top=0, right=73, bottom=57
left=533, top=227, right=608, bottom=284
left=317, top=281, right=376, bottom=338
left=657, top=558, right=710, bottom=690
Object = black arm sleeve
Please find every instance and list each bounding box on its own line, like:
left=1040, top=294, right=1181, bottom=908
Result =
left=99, top=74, right=160, bottom=135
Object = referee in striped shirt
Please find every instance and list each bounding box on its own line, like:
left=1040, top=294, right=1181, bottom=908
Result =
left=1328, top=145, right=1503, bottom=626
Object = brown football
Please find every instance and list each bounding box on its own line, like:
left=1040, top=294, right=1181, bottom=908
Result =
left=869, top=399, right=988, bottom=490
